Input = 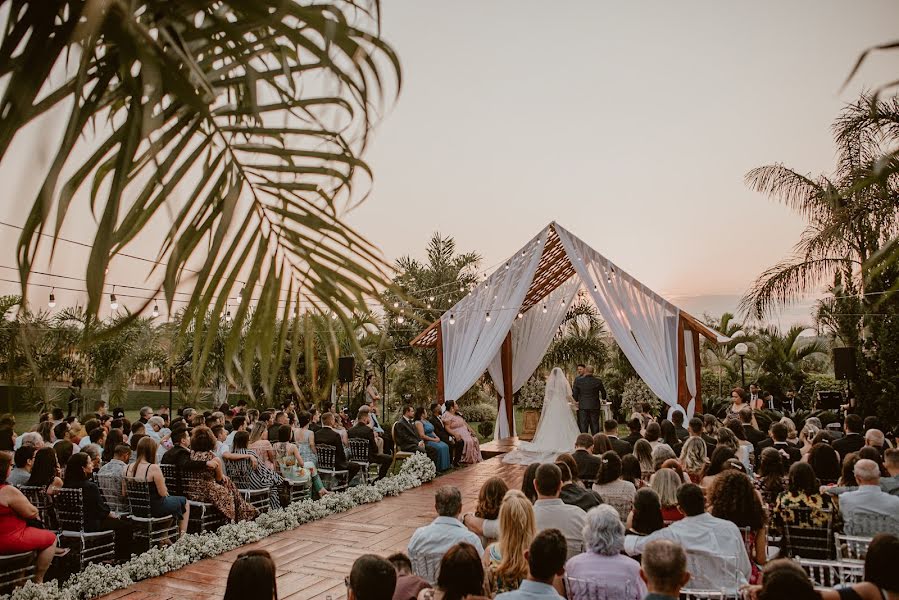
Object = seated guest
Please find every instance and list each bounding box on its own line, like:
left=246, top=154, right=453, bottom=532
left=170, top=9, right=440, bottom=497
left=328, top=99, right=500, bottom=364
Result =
left=348, top=410, right=392, bottom=481
left=624, top=483, right=752, bottom=591
left=0, top=452, right=67, bottom=583
left=484, top=490, right=535, bottom=595
left=880, top=448, right=899, bottom=495
left=755, top=447, right=787, bottom=511
left=441, top=401, right=482, bottom=464
left=740, top=407, right=767, bottom=446
left=650, top=468, right=683, bottom=523
left=345, top=555, right=398, bottom=600
left=573, top=434, right=602, bottom=481
left=63, top=452, right=133, bottom=562
left=97, top=444, right=131, bottom=514
left=54, top=440, right=73, bottom=477
left=591, top=434, right=613, bottom=456
left=565, top=504, right=647, bottom=599
left=833, top=414, right=866, bottom=459
left=27, top=447, right=63, bottom=492
left=775, top=461, right=836, bottom=530
left=387, top=553, right=430, bottom=600
left=125, top=437, right=190, bottom=535
left=818, top=534, right=899, bottom=600
left=620, top=454, right=646, bottom=490
left=533, top=463, right=587, bottom=559
left=754, top=560, right=820, bottom=600
left=460, top=477, right=507, bottom=543
left=591, top=451, right=636, bottom=521
left=223, top=549, right=278, bottom=600
left=671, top=411, right=689, bottom=442
left=429, top=403, right=461, bottom=467
left=271, top=425, right=327, bottom=497
left=639, top=539, right=691, bottom=600
left=7, top=446, right=35, bottom=486
left=865, top=428, right=887, bottom=457
left=415, top=407, right=451, bottom=472
left=557, top=461, right=603, bottom=512
left=247, top=423, right=276, bottom=470
left=700, top=446, right=737, bottom=489
left=314, top=412, right=361, bottom=482
left=707, top=470, right=768, bottom=582
left=644, top=423, right=670, bottom=453
left=660, top=420, right=682, bottom=455
left=394, top=406, right=437, bottom=466
left=408, top=486, right=484, bottom=563
left=626, top=488, right=664, bottom=537
left=651, top=445, right=677, bottom=473
left=839, top=459, right=899, bottom=534
left=622, top=418, right=643, bottom=448
left=227, top=431, right=285, bottom=509
left=102, top=429, right=126, bottom=463
left=188, top=426, right=257, bottom=522
left=808, top=441, right=842, bottom=485
left=521, top=463, right=539, bottom=504
left=604, top=419, right=633, bottom=456
left=495, top=530, right=567, bottom=600
left=634, top=439, right=654, bottom=480
left=678, top=436, right=707, bottom=485
left=418, top=542, right=486, bottom=600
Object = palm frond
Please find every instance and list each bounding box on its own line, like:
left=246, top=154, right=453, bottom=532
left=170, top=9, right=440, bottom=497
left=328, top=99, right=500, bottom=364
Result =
left=740, top=255, right=851, bottom=320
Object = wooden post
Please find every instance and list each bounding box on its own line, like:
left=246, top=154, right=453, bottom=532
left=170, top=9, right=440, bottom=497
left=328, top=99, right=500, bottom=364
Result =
left=692, top=328, right=703, bottom=414
left=501, top=332, right=514, bottom=438
left=435, top=320, right=445, bottom=403
left=676, top=315, right=690, bottom=412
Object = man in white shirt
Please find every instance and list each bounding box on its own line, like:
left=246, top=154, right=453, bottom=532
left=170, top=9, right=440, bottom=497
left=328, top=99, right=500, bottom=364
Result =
left=625, top=483, right=751, bottom=592
left=224, top=415, right=248, bottom=451
left=407, top=486, right=484, bottom=567
left=839, top=459, right=899, bottom=534
left=532, top=463, right=586, bottom=559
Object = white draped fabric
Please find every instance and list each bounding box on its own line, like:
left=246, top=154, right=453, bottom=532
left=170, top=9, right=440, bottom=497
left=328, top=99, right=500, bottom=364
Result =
left=440, top=228, right=547, bottom=402
left=555, top=224, right=681, bottom=411
left=487, top=277, right=580, bottom=438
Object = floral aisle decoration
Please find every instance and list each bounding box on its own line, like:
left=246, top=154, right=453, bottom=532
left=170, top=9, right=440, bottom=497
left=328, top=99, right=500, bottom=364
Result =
left=4, top=456, right=438, bottom=600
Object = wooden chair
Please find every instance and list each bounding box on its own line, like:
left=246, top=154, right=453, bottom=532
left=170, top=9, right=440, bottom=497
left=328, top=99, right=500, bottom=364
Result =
left=53, top=488, right=116, bottom=569
left=124, top=478, right=179, bottom=550
left=388, top=421, right=414, bottom=475
left=315, top=444, right=349, bottom=492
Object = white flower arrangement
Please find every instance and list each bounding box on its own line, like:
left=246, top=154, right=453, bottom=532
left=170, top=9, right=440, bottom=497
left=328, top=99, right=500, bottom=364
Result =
left=2, top=463, right=441, bottom=600
left=518, top=377, right=546, bottom=410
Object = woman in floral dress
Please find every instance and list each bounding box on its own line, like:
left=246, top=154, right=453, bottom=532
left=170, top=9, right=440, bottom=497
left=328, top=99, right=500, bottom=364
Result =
left=189, top=427, right=257, bottom=522
left=441, top=401, right=482, bottom=464
left=773, top=461, right=840, bottom=531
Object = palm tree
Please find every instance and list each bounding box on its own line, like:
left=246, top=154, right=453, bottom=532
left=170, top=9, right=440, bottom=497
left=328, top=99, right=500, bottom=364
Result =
left=701, top=312, right=747, bottom=397
left=749, top=325, right=828, bottom=398
left=741, top=94, right=899, bottom=320
left=1, top=1, right=401, bottom=399
left=541, top=300, right=608, bottom=373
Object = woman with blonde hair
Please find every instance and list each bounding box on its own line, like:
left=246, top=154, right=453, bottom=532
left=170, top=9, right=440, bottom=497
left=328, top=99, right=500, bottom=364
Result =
left=483, top=490, right=535, bottom=595
left=679, top=436, right=708, bottom=484
left=798, top=423, right=819, bottom=456
left=779, top=417, right=798, bottom=444
left=649, top=468, right=683, bottom=523
left=633, top=439, right=654, bottom=480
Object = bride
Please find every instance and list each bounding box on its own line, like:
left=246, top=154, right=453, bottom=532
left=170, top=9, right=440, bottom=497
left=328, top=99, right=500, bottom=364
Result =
left=502, top=367, right=582, bottom=465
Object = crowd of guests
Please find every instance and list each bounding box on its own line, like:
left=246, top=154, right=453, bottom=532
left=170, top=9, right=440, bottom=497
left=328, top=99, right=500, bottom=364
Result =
left=0, top=395, right=485, bottom=588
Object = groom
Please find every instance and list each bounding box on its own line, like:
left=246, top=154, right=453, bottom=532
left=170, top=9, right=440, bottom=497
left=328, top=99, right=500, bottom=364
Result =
left=572, top=365, right=607, bottom=434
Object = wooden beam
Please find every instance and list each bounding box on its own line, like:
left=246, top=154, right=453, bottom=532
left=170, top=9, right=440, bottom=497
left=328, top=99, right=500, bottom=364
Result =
left=501, top=332, right=514, bottom=435
left=435, top=320, right=445, bottom=403
left=692, top=328, right=703, bottom=415
left=676, top=314, right=691, bottom=411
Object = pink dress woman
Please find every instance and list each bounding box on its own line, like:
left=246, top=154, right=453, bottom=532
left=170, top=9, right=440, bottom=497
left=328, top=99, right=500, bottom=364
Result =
left=441, top=409, right=482, bottom=464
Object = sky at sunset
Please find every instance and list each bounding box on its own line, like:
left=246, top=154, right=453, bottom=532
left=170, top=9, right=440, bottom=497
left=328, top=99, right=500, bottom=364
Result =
left=1, top=0, right=898, bottom=328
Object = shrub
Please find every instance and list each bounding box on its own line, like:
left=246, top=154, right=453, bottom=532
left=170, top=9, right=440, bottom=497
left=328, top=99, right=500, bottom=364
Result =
left=460, top=402, right=497, bottom=423
left=620, top=378, right=661, bottom=418
left=478, top=421, right=494, bottom=438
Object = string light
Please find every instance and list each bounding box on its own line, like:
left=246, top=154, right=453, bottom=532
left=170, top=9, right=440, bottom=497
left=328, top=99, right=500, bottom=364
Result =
left=48, top=289, right=56, bottom=309
left=331, top=312, right=338, bottom=320
left=110, top=286, right=118, bottom=310
left=542, top=304, right=547, bottom=313
left=392, top=301, right=399, bottom=309
left=151, top=301, right=159, bottom=318
left=397, top=309, right=405, bottom=324
left=517, top=312, right=523, bottom=319
left=449, top=313, right=455, bottom=325
left=427, top=303, right=432, bottom=309
left=607, top=273, right=612, bottom=284
left=593, top=284, right=598, bottom=292
left=429, top=296, right=435, bottom=302
left=504, top=263, right=509, bottom=270
left=485, top=312, right=491, bottom=322
left=225, top=309, right=232, bottom=322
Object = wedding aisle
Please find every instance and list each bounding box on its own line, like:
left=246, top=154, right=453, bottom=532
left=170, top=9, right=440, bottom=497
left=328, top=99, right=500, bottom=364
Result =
left=100, top=457, right=525, bottom=600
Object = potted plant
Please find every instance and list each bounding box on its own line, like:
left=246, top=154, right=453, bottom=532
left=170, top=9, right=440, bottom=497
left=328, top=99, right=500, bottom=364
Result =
left=518, top=377, right=545, bottom=441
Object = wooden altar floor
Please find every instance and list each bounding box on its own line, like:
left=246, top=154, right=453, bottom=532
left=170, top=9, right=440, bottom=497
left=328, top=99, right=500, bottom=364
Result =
left=101, top=452, right=524, bottom=600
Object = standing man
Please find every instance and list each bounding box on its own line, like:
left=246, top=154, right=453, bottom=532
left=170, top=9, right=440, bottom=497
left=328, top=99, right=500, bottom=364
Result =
left=572, top=366, right=606, bottom=435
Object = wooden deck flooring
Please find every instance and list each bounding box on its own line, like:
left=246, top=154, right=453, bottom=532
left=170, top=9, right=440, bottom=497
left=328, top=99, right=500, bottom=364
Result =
left=102, top=456, right=524, bottom=600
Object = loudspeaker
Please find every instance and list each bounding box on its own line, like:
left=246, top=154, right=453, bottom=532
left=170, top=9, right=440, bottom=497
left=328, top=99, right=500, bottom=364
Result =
left=833, top=347, right=857, bottom=380
left=338, top=356, right=355, bottom=383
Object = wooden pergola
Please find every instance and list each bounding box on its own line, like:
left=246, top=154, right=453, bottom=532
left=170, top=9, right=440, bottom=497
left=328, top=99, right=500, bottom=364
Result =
left=410, top=224, right=720, bottom=434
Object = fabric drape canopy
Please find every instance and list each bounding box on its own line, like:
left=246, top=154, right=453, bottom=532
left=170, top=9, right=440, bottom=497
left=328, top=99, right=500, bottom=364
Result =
left=425, top=222, right=715, bottom=440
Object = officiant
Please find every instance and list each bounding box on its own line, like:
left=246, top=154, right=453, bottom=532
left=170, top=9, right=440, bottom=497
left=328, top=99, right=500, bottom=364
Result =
left=572, top=366, right=607, bottom=434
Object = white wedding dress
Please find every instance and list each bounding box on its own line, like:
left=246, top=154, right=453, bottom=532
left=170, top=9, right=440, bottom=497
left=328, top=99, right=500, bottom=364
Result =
left=502, top=367, right=582, bottom=465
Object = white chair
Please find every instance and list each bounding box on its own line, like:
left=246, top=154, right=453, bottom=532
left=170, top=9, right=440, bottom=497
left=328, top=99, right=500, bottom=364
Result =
left=798, top=558, right=864, bottom=588
left=834, top=533, right=874, bottom=562
left=684, top=551, right=738, bottom=594
left=411, top=552, right=444, bottom=585
left=844, top=511, right=899, bottom=537
left=564, top=576, right=634, bottom=600
left=679, top=591, right=727, bottom=600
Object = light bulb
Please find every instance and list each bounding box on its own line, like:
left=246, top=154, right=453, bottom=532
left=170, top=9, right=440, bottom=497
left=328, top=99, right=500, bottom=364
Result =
left=505, top=263, right=509, bottom=270
left=449, top=314, right=456, bottom=325
left=110, top=292, right=118, bottom=310
left=429, top=296, right=435, bottom=302
left=392, top=301, right=399, bottom=309
left=517, top=312, right=523, bottom=319
left=459, top=285, right=464, bottom=292
left=225, top=310, right=232, bottom=322
left=427, top=304, right=432, bottom=309
left=152, top=303, right=159, bottom=318
left=593, top=284, right=598, bottom=291
left=485, top=312, right=491, bottom=322
left=332, top=312, right=338, bottom=320
left=397, top=316, right=405, bottom=324
left=48, top=292, right=56, bottom=309
left=607, top=275, right=612, bottom=284
left=542, top=304, right=547, bottom=313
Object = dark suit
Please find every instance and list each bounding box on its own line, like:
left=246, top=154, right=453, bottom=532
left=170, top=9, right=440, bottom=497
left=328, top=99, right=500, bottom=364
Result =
left=743, top=425, right=767, bottom=446
left=772, top=441, right=802, bottom=465
left=701, top=433, right=718, bottom=458
left=560, top=483, right=604, bottom=512
left=430, top=415, right=463, bottom=466
left=608, top=436, right=634, bottom=456
left=674, top=426, right=689, bottom=442
left=572, top=375, right=607, bottom=434
left=314, top=426, right=360, bottom=481
left=833, top=433, right=865, bottom=459
left=348, top=423, right=391, bottom=480
left=394, top=418, right=422, bottom=453
left=572, top=448, right=603, bottom=481
left=623, top=432, right=643, bottom=448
